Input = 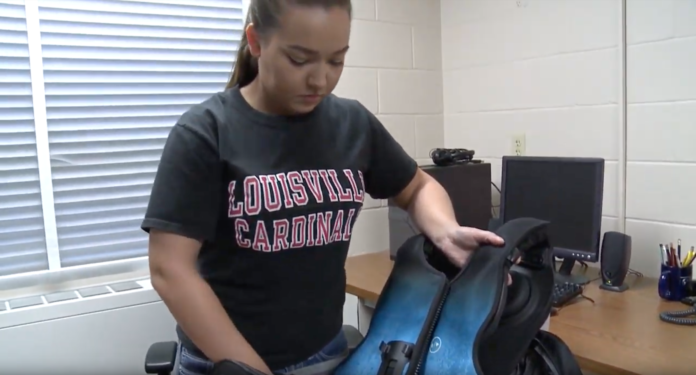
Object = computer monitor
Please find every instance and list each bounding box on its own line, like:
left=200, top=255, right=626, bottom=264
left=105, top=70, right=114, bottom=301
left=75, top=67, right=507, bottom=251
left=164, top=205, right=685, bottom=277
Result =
left=500, top=156, right=604, bottom=285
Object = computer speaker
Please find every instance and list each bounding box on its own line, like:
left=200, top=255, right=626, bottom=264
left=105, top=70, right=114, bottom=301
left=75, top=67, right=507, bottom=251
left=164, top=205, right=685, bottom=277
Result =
left=599, top=231, right=632, bottom=293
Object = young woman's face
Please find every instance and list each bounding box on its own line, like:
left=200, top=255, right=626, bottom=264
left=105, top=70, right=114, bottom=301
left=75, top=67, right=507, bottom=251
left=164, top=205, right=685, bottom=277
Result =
left=254, top=6, right=351, bottom=114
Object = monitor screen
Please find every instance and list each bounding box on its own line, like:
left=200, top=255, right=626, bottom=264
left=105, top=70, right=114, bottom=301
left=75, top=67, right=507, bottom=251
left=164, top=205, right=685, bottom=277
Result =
left=500, top=157, right=604, bottom=257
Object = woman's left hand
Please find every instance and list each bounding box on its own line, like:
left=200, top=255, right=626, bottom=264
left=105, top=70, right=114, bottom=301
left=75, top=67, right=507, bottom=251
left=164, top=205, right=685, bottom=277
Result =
left=436, top=226, right=514, bottom=284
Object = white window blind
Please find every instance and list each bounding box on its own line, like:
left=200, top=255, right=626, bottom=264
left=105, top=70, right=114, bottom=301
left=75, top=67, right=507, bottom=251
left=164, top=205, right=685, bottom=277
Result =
left=0, top=0, right=49, bottom=277
left=0, top=0, right=244, bottom=279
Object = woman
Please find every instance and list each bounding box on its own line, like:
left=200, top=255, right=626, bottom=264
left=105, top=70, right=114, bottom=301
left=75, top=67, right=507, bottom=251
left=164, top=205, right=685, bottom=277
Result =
left=142, top=0, right=504, bottom=374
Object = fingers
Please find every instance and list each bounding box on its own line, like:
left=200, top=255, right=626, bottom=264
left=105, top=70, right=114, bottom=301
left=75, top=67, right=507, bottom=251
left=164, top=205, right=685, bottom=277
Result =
left=451, top=228, right=504, bottom=247
left=471, top=228, right=505, bottom=246
left=488, top=233, right=505, bottom=246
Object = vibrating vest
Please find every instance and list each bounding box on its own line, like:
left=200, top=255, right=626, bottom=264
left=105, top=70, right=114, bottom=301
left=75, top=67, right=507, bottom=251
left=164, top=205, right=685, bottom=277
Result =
left=333, top=217, right=582, bottom=375
left=209, top=217, right=582, bottom=375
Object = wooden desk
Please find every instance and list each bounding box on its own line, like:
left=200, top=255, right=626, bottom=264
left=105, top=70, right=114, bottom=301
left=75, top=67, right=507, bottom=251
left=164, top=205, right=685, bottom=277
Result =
left=345, top=251, right=694, bottom=375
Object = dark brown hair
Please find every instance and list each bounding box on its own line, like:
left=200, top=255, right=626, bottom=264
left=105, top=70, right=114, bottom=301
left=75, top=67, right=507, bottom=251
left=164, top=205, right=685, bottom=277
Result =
left=226, top=0, right=352, bottom=89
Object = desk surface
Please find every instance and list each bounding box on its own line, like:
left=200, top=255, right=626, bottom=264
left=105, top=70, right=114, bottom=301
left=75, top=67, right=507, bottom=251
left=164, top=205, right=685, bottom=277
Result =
left=345, top=251, right=694, bottom=375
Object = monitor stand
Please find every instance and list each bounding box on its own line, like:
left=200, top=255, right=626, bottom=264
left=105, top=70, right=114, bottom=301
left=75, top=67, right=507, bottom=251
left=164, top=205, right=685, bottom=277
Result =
left=554, top=258, right=590, bottom=285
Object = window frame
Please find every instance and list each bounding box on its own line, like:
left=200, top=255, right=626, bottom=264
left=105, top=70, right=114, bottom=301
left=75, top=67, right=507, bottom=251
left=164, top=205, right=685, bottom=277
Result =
left=0, top=0, right=249, bottom=295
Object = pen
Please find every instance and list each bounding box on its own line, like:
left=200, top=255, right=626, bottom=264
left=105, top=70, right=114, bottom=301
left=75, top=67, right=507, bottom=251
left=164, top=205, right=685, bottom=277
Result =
left=664, top=244, right=672, bottom=266
left=686, top=248, right=693, bottom=267
left=669, top=242, right=673, bottom=263
left=659, top=244, right=665, bottom=265
left=678, top=239, right=682, bottom=263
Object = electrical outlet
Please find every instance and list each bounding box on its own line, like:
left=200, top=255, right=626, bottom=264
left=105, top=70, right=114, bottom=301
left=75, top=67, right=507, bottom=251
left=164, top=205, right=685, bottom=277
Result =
left=512, top=134, right=526, bottom=156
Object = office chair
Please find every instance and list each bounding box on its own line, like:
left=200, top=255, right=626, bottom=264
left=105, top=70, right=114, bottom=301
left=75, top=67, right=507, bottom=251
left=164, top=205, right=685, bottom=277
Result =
left=144, top=325, right=365, bottom=375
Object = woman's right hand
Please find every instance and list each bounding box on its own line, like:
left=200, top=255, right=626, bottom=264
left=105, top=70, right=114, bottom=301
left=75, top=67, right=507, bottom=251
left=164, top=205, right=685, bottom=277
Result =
left=149, top=230, right=273, bottom=375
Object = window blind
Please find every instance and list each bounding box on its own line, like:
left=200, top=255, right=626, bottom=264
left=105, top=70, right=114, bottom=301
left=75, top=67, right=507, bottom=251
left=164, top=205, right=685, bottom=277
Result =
left=37, top=0, right=244, bottom=267
left=0, top=0, right=50, bottom=277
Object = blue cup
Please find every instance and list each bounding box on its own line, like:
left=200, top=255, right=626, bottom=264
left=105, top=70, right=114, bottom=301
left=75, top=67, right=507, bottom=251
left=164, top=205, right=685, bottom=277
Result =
left=658, top=264, right=693, bottom=301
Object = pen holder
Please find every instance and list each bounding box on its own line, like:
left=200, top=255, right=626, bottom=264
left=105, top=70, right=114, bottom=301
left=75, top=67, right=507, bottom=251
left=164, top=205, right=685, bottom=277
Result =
left=658, top=264, right=693, bottom=301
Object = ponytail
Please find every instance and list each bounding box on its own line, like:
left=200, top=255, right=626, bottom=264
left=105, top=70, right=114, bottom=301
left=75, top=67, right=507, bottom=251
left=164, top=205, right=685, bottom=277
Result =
left=227, top=22, right=258, bottom=89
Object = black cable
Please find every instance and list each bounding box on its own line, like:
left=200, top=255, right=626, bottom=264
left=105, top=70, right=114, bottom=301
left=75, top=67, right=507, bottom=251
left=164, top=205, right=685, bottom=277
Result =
left=627, top=269, right=643, bottom=277
left=660, top=298, right=696, bottom=326
left=660, top=307, right=696, bottom=325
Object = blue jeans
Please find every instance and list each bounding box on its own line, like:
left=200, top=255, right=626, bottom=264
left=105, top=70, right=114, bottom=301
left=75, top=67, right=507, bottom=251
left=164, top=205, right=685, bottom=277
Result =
left=177, top=331, right=349, bottom=375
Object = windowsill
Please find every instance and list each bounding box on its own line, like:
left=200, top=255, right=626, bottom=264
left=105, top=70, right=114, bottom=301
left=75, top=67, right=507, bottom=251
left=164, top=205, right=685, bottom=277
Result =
left=0, top=277, right=160, bottom=330
left=0, top=257, right=150, bottom=300
left=0, top=257, right=157, bottom=329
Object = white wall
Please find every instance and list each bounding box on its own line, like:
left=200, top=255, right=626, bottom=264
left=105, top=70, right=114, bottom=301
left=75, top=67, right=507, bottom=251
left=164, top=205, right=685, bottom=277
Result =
left=440, top=0, right=696, bottom=278
left=441, top=0, right=622, bottom=266
left=337, top=0, right=444, bottom=258
left=0, top=281, right=176, bottom=374
left=3, top=302, right=175, bottom=375
left=625, top=0, right=696, bottom=274
left=0, top=1, right=444, bottom=373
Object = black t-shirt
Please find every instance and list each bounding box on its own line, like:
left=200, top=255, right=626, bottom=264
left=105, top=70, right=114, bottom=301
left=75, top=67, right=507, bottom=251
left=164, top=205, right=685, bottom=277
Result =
left=141, top=87, right=418, bottom=369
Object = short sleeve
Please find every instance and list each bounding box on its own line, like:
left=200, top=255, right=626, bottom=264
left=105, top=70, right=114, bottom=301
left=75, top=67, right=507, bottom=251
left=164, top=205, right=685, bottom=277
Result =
left=362, top=108, right=418, bottom=199
left=141, top=123, right=221, bottom=242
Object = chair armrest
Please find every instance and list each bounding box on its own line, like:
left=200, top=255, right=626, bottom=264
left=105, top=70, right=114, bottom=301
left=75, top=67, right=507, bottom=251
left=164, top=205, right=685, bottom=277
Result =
left=145, top=341, right=179, bottom=374
left=342, top=325, right=364, bottom=353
